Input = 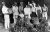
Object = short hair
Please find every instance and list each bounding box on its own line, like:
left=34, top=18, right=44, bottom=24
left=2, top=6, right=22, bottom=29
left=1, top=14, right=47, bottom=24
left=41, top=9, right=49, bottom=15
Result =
left=2, top=2, right=5, bottom=5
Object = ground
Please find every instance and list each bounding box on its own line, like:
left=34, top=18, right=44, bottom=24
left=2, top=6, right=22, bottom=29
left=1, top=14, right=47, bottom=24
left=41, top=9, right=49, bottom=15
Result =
left=0, top=23, right=9, bottom=32
left=0, top=17, right=50, bottom=32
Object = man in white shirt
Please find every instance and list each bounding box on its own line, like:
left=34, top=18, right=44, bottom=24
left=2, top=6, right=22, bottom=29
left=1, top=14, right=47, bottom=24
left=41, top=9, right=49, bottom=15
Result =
left=12, top=2, right=19, bottom=24
left=24, top=5, right=33, bottom=25
left=2, top=2, right=10, bottom=29
left=35, top=5, right=42, bottom=23
left=24, top=5, right=31, bottom=19
left=36, top=5, right=42, bottom=18
left=30, top=2, right=37, bottom=18
left=42, top=4, right=48, bottom=20
left=30, top=2, right=40, bottom=25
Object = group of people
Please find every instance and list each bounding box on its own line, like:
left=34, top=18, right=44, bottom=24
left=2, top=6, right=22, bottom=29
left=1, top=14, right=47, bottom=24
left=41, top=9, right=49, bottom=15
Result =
left=1, top=1, right=48, bottom=30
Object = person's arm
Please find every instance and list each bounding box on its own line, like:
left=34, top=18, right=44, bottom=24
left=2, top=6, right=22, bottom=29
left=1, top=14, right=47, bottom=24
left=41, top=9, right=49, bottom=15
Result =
left=35, top=7, right=37, bottom=15
left=18, top=6, right=21, bottom=14
left=40, top=7, right=42, bottom=13
left=8, top=8, right=13, bottom=14
left=46, top=7, right=48, bottom=12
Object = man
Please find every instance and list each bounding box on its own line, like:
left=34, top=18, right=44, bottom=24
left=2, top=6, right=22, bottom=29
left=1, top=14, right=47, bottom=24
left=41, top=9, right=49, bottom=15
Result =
left=24, top=5, right=31, bottom=19
left=42, top=4, right=48, bottom=20
left=24, top=4, right=32, bottom=25
left=19, top=2, right=24, bottom=14
left=36, top=4, right=42, bottom=24
left=12, top=2, right=19, bottom=25
left=31, top=2, right=37, bottom=17
left=2, top=2, right=10, bottom=29
left=18, top=2, right=24, bottom=19
left=30, top=2, right=39, bottom=24
left=36, top=5, right=42, bottom=18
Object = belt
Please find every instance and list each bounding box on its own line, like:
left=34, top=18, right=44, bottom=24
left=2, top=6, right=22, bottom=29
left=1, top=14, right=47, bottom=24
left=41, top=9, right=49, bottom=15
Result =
left=43, top=11, right=47, bottom=12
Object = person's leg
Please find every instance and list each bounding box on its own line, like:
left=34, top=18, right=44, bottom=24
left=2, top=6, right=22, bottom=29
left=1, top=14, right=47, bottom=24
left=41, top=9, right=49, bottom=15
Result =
left=27, top=18, right=33, bottom=25
left=27, top=14, right=33, bottom=25
left=28, top=13, right=31, bottom=19
left=7, top=15, right=10, bottom=29
left=5, top=20, right=8, bottom=29
left=14, top=18, right=16, bottom=24
left=10, top=14, right=14, bottom=23
left=45, top=12, right=48, bottom=20
left=14, top=15, right=18, bottom=24
left=43, top=12, right=47, bottom=20
left=15, top=15, right=18, bottom=24
left=4, top=15, right=8, bottom=29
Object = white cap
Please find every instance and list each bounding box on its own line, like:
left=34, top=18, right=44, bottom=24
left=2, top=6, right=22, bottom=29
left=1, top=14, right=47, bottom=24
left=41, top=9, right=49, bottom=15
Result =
left=29, top=4, right=32, bottom=6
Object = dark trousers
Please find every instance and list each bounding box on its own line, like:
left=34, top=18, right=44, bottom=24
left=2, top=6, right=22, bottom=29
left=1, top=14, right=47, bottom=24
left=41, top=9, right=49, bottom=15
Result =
left=30, top=12, right=37, bottom=18
left=9, top=14, right=14, bottom=24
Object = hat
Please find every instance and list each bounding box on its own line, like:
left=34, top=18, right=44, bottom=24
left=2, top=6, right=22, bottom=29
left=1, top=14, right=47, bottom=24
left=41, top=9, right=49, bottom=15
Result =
left=29, top=4, right=32, bottom=6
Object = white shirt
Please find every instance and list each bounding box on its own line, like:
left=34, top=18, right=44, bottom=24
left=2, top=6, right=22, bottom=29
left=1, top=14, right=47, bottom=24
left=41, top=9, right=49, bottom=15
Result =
left=2, top=5, right=9, bottom=14
left=42, top=6, right=48, bottom=12
left=32, top=7, right=36, bottom=12
left=24, top=7, right=31, bottom=15
left=12, top=6, right=19, bottom=15
left=42, top=6, right=48, bottom=20
left=36, top=6, right=42, bottom=15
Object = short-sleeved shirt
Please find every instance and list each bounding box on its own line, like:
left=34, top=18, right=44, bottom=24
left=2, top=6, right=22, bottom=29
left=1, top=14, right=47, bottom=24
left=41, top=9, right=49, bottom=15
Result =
left=24, top=7, right=31, bottom=15
left=32, top=7, right=36, bottom=12
left=42, top=6, right=48, bottom=12
left=12, top=6, right=19, bottom=15
left=36, top=7, right=42, bottom=18
left=36, top=6, right=42, bottom=15
left=2, top=5, right=9, bottom=14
